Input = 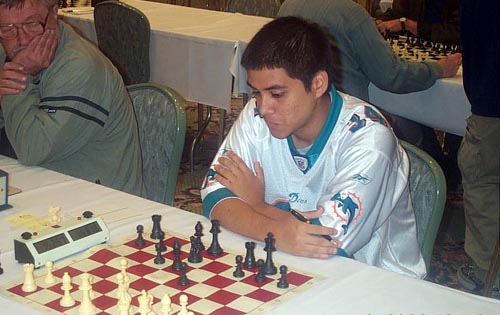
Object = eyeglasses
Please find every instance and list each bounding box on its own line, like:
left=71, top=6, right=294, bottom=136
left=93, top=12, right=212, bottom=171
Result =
left=0, top=10, right=50, bottom=40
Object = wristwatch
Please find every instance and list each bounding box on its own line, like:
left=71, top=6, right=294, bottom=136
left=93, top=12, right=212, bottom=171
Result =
left=400, top=17, right=407, bottom=31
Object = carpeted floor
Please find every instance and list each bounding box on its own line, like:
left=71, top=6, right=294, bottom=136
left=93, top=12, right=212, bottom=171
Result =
left=173, top=98, right=499, bottom=300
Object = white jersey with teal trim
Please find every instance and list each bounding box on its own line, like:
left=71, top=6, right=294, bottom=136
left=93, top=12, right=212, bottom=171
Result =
left=201, top=88, right=426, bottom=278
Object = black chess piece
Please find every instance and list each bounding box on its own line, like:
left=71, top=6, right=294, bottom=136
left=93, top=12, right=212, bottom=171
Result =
left=263, top=232, right=277, bottom=275
left=154, top=243, right=166, bottom=264
left=135, top=224, right=146, bottom=247
left=277, top=265, right=289, bottom=289
left=150, top=214, right=163, bottom=240
left=254, top=259, right=267, bottom=283
left=233, top=255, right=245, bottom=278
left=0, top=261, right=3, bottom=275
left=194, top=221, right=205, bottom=250
left=171, top=240, right=183, bottom=271
left=177, top=262, right=190, bottom=286
left=244, top=241, right=256, bottom=269
left=188, top=236, right=202, bottom=263
left=207, top=219, right=223, bottom=256
left=157, top=231, right=167, bottom=252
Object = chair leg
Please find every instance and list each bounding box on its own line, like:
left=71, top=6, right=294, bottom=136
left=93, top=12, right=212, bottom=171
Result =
left=190, top=104, right=212, bottom=172
left=483, top=237, right=500, bottom=297
left=218, top=108, right=226, bottom=146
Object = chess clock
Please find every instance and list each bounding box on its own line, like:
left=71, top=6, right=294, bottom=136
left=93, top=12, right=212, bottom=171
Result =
left=14, top=216, right=109, bottom=268
left=0, top=169, right=11, bottom=211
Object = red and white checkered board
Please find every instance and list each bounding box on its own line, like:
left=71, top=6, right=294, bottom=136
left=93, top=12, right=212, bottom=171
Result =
left=0, top=232, right=324, bottom=315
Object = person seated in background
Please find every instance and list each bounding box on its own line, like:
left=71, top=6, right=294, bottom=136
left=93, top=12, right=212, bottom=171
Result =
left=375, top=0, right=462, bottom=190
left=375, top=0, right=460, bottom=45
left=0, top=0, right=144, bottom=196
left=201, top=16, right=426, bottom=278
left=277, top=0, right=462, bottom=170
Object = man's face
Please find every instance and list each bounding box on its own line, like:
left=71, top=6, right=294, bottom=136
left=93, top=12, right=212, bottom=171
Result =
left=0, top=1, right=55, bottom=59
left=247, top=67, right=327, bottom=143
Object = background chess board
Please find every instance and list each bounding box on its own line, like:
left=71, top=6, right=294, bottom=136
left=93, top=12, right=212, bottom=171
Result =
left=0, top=229, right=324, bottom=315
left=388, top=35, right=461, bottom=61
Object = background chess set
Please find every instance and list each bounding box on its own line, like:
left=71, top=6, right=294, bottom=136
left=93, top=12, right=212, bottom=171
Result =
left=0, top=221, right=324, bottom=315
left=387, top=34, right=461, bottom=61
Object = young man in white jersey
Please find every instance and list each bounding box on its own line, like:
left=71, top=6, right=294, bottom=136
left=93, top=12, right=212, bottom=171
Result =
left=201, top=16, right=426, bottom=278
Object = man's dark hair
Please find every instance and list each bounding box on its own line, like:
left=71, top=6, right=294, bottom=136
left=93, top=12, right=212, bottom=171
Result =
left=241, top=16, right=335, bottom=92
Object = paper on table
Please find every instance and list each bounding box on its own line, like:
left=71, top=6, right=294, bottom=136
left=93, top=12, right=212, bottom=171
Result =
left=8, top=185, right=21, bottom=196
left=61, top=8, right=94, bottom=15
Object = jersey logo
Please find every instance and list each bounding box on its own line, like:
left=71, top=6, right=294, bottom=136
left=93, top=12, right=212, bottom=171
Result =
left=47, top=108, right=57, bottom=113
left=352, top=173, right=372, bottom=185
left=201, top=167, right=217, bottom=190
left=348, top=106, right=388, bottom=133
left=331, top=191, right=362, bottom=235
left=293, top=155, right=309, bottom=172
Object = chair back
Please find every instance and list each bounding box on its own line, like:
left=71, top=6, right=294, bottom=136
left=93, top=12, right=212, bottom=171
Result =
left=401, top=141, right=447, bottom=271
left=94, top=1, right=151, bottom=85
left=225, top=0, right=281, bottom=17
left=127, top=83, right=186, bottom=205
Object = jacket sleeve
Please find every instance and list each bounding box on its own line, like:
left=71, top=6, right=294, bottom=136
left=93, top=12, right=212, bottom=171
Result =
left=350, top=16, right=443, bottom=93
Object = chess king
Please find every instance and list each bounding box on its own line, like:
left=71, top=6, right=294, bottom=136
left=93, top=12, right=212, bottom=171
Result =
left=201, top=16, right=427, bottom=279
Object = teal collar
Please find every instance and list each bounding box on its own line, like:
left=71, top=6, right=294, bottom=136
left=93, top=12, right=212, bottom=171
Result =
left=288, top=86, right=343, bottom=174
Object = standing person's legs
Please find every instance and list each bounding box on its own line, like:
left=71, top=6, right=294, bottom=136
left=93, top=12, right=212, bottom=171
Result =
left=457, top=114, right=500, bottom=291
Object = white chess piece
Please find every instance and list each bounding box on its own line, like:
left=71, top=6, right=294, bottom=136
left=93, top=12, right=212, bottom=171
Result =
left=160, top=293, right=172, bottom=315
left=78, top=273, right=96, bottom=315
left=22, top=263, right=37, bottom=293
left=119, top=258, right=130, bottom=289
left=116, top=272, right=131, bottom=308
left=117, top=287, right=132, bottom=315
left=177, top=294, right=189, bottom=315
left=60, top=272, right=75, bottom=307
left=49, top=206, right=62, bottom=225
left=138, top=289, right=154, bottom=315
left=44, top=260, right=56, bottom=284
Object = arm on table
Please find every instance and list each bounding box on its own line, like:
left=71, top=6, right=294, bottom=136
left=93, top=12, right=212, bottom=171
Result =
left=207, top=151, right=339, bottom=259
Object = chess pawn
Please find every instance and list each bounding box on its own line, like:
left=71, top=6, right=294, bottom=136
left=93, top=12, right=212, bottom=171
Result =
left=160, top=293, right=172, bottom=315
left=60, top=272, right=76, bottom=307
left=22, top=263, right=37, bottom=293
left=44, top=260, right=56, bottom=284
left=119, top=258, right=130, bottom=288
left=178, top=294, right=189, bottom=315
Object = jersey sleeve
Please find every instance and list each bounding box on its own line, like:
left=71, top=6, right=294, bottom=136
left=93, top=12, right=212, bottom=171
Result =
left=201, top=100, right=262, bottom=218
left=315, top=114, right=407, bottom=257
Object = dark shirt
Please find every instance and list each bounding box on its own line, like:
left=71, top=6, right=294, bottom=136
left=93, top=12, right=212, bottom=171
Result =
left=460, top=0, right=500, bottom=118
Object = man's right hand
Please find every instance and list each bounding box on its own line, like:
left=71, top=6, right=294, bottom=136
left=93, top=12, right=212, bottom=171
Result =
left=0, top=61, right=27, bottom=104
left=438, top=53, right=462, bottom=78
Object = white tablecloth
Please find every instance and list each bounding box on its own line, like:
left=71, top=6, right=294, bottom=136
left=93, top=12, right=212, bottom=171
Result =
left=61, top=0, right=270, bottom=111
left=369, top=75, right=471, bottom=136
left=1, top=155, right=499, bottom=313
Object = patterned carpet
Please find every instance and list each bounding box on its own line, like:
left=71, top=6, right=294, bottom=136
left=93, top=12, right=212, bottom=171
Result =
left=173, top=99, right=499, bottom=300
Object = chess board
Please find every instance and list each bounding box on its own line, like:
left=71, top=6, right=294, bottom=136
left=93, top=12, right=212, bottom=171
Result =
left=387, top=35, right=461, bottom=61
left=0, top=230, right=324, bottom=315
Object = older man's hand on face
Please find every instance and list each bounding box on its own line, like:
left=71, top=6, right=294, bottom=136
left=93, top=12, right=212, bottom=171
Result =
left=12, top=9, right=58, bottom=76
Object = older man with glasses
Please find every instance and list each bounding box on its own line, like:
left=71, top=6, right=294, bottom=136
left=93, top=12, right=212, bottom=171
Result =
left=0, top=0, right=145, bottom=197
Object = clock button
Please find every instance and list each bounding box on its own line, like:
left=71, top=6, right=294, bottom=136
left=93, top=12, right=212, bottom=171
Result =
left=21, top=232, right=32, bottom=240
left=82, top=210, right=94, bottom=219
